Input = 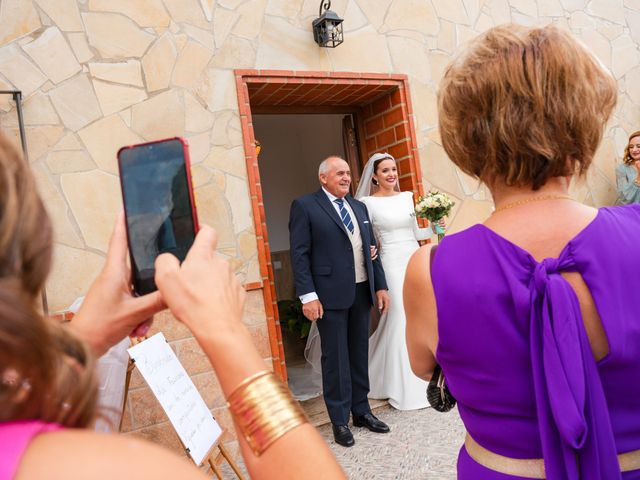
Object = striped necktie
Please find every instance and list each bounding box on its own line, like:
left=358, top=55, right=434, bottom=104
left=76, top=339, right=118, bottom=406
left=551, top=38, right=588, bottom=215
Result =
left=334, top=198, right=354, bottom=234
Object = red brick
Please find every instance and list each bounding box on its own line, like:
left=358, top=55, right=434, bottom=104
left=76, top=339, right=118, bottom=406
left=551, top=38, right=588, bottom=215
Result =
left=244, top=281, right=262, bottom=291
left=366, top=137, right=377, bottom=152
left=390, top=88, right=402, bottom=106
left=330, top=71, right=363, bottom=78
left=408, top=122, right=419, bottom=151
left=394, top=125, right=407, bottom=142
left=389, top=142, right=410, bottom=160
left=291, top=70, right=329, bottom=78
left=383, top=107, right=404, bottom=127
left=402, top=81, right=415, bottom=114
left=375, top=128, right=396, bottom=148
left=371, top=95, right=391, bottom=115
left=397, top=157, right=411, bottom=173
left=399, top=176, right=415, bottom=192
left=234, top=68, right=258, bottom=76
left=364, top=116, right=384, bottom=135
left=362, top=72, right=392, bottom=80
left=257, top=69, right=295, bottom=76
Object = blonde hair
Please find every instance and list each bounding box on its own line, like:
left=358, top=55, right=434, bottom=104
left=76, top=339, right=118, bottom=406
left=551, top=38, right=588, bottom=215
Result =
left=0, top=132, right=97, bottom=427
left=438, top=24, right=617, bottom=190
left=623, top=131, right=640, bottom=165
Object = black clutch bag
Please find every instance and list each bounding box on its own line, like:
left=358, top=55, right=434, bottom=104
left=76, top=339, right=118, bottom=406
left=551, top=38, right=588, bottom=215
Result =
left=427, top=364, right=456, bottom=412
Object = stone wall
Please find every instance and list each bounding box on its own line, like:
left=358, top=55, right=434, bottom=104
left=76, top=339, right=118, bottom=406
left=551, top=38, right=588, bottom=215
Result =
left=1, top=0, right=639, bottom=458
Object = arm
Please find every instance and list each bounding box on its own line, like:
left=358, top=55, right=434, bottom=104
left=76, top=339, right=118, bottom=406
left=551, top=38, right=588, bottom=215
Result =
left=409, top=193, right=436, bottom=241
left=17, top=430, right=208, bottom=480
left=616, top=164, right=640, bottom=204
left=412, top=219, right=434, bottom=241
left=363, top=205, right=387, bottom=293
left=155, top=227, right=345, bottom=480
left=288, top=199, right=316, bottom=297
left=403, top=245, right=438, bottom=381
left=289, top=199, right=324, bottom=321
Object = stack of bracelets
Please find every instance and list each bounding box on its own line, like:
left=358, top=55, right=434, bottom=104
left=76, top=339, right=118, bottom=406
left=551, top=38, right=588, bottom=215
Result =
left=226, top=370, right=308, bottom=456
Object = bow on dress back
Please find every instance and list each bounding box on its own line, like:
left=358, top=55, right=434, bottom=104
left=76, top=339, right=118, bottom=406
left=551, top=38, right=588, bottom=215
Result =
left=432, top=206, right=640, bottom=480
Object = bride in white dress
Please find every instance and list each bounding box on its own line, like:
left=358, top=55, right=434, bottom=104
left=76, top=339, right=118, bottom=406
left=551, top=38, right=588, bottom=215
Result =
left=302, top=153, right=443, bottom=410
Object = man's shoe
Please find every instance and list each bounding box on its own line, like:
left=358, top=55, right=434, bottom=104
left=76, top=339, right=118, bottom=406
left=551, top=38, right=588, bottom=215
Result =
left=353, top=413, right=390, bottom=433
left=332, top=424, right=355, bottom=447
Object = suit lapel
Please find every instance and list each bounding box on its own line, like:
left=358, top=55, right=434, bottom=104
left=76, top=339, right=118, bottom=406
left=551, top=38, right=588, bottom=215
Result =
left=313, top=189, right=349, bottom=236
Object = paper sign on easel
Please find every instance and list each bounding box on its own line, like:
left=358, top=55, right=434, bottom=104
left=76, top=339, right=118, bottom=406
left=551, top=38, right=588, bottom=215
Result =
left=128, top=332, right=222, bottom=465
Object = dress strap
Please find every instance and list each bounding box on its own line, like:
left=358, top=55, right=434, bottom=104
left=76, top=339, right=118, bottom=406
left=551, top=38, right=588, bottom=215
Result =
left=529, top=256, right=621, bottom=479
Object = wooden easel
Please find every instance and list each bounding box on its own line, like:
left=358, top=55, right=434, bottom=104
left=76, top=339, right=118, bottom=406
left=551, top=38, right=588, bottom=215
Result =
left=121, top=353, right=245, bottom=480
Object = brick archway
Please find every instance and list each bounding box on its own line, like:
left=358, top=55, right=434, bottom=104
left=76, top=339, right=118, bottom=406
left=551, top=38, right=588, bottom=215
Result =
left=234, top=70, right=425, bottom=380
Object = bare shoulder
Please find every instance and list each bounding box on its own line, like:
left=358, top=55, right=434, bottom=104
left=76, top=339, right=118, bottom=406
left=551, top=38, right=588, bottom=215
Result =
left=405, top=244, right=433, bottom=289
left=16, top=429, right=207, bottom=480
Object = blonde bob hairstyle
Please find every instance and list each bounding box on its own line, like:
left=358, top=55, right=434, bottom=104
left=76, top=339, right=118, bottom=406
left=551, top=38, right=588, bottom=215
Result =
left=623, top=130, right=640, bottom=165
left=438, top=24, right=617, bottom=190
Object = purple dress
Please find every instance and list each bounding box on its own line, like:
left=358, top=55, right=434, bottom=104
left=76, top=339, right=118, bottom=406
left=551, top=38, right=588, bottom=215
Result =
left=432, top=205, right=640, bottom=479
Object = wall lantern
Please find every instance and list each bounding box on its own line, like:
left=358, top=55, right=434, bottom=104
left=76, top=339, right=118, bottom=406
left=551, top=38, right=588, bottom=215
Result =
left=312, top=1, right=344, bottom=48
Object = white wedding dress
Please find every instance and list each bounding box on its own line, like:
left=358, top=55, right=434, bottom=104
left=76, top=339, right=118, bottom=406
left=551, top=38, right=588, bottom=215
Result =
left=361, top=191, right=432, bottom=410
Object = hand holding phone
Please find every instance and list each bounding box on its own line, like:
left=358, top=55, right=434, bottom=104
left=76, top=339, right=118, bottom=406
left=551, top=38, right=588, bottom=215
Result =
left=118, top=137, right=199, bottom=295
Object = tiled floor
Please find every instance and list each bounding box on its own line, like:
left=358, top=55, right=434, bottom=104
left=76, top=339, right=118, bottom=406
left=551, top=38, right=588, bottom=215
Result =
left=318, top=405, right=464, bottom=479
left=218, top=404, right=465, bottom=479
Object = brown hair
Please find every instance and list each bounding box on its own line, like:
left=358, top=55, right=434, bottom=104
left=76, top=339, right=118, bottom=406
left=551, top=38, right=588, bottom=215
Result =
left=0, top=132, right=97, bottom=427
left=438, top=24, right=617, bottom=190
left=623, top=131, right=640, bottom=165
left=370, top=153, right=396, bottom=186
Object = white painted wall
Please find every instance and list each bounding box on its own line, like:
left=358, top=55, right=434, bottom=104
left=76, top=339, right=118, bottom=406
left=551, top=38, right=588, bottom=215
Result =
left=254, top=114, right=347, bottom=252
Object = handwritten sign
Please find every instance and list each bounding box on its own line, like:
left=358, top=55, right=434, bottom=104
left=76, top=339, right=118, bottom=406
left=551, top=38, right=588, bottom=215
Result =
left=128, top=333, right=222, bottom=465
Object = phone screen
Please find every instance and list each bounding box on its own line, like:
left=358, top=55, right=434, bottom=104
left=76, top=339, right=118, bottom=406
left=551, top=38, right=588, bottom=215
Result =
left=118, top=138, right=196, bottom=295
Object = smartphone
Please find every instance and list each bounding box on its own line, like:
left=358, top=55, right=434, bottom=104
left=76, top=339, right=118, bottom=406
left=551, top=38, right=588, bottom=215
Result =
left=117, top=137, right=199, bottom=295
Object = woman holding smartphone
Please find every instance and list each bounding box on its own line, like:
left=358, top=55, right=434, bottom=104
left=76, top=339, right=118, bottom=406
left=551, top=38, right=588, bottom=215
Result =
left=0, top=132, right=345, bottom=480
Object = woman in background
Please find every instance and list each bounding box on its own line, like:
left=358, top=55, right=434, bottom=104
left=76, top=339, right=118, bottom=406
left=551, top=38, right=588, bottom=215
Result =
left=616, top=131, right=640, bottom=204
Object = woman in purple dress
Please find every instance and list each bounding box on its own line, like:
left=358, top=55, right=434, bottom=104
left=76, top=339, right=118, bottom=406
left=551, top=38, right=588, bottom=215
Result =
left=404, top=24, right=640, bottom=479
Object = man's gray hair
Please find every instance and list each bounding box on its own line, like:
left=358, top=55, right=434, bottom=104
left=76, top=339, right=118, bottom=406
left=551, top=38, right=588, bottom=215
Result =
left=318, top=155, right=345, bottom=176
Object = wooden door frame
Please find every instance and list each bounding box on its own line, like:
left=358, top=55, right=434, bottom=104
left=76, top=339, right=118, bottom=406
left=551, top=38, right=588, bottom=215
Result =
left=234, top=70, right=425, bottom=380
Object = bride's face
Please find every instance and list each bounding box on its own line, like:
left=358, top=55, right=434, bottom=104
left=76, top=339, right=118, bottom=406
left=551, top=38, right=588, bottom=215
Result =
left=374, top=159, right=398, bottom=190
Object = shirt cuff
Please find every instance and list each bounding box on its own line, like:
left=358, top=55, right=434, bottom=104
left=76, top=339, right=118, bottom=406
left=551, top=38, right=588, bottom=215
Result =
left=300, top=292, right=319, bottom=304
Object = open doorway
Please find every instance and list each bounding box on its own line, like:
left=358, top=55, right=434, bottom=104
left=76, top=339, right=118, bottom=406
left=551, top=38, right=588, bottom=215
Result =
left=235, top=70, right=425, bottom=425
left=253, top=113, right=359, bottom=404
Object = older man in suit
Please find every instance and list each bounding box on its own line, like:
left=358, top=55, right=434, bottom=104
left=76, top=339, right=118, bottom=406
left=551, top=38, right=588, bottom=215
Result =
left=289, top=156, right=390, bottom=447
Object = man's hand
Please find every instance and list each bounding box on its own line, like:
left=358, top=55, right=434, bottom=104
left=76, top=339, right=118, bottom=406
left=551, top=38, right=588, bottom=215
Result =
left=375, top=290, right=390, bottom=315
left=370, top=245, right=379, bottom=261
left=302, top=299, right=324, bottom=322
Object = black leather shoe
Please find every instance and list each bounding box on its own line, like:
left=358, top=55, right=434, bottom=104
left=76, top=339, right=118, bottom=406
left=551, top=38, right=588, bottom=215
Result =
left=353, top=413, right=390, bottom=433
left=332, top=424, right=355, bottom=447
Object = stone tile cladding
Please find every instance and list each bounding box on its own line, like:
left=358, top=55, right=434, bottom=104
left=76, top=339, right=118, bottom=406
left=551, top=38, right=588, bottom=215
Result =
left=1, top=0, right=638, bottom=466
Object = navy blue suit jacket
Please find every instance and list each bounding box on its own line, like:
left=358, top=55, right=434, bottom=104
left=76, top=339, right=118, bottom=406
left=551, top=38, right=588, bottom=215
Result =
left=289, top=189, right=388, bottom=310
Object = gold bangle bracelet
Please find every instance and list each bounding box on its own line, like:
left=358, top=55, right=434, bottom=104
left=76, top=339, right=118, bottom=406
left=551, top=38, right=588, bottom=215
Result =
left=227, top=372, right=308, bottom=456
left=227, top=370, right=271, bottom=400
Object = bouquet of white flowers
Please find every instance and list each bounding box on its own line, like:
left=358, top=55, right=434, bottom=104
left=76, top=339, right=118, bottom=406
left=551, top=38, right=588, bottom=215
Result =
left=414, top=189, right=455, bottom=241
